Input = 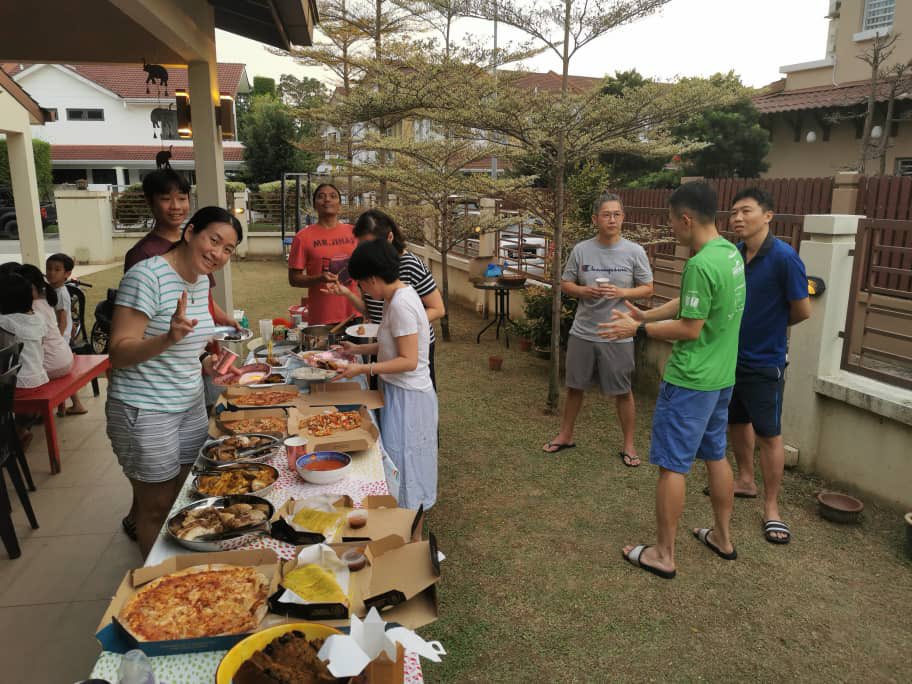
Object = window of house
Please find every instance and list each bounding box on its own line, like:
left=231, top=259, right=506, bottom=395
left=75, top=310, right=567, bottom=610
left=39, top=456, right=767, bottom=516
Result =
left=91, top=169, right=117, bottom=186
left=52, top=169, right=89, bottom=184
left=863, top=0, right=894, bottom=32
left=897, top=158, right=912, bottom=177
left=66, top=108, right=104, bottom=121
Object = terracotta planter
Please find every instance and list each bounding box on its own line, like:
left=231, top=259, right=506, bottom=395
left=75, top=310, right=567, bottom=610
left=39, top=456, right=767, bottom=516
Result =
left=518, top=338, right=532, bottom=352
left=905, top=512, right=912, bottom=559
left=488, top=355, right=504, bottom=371
left=816, top=491, right=864, bottom=524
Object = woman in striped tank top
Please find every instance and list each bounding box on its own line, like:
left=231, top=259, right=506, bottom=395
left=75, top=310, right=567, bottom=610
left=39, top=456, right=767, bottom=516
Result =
left=323, top=209, right=445, bottom=387
left=105, top=207, right=243, bottom=557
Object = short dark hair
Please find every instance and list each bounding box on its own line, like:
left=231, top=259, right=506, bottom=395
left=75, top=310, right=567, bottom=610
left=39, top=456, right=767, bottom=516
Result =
left=16, top=263, right=57, bottom=308
left=184, top=206, right=243, bottom=244
left=348, top=238, right=401, bottom=284
left=591, top=192, right=624, bottom=216
left=668, top=182, right=717, bottom=224
left=353, top=209, right=406, bottom=253
left=0, top=274, right=34, bottom=315
left=46, top=252, right=75, bottom=272
left=0, top=261, right=20, bottom=278
left=142, top=169, right=191, bottom=201
left=312, top=182, right=341, bottom=206
left=732, top=187, right=775, bottom=213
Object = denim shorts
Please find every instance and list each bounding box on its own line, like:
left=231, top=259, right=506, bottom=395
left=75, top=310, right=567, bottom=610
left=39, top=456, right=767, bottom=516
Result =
left=728, top=365, right=785, bottom=437
left=649, top=381, right=734, bottom=474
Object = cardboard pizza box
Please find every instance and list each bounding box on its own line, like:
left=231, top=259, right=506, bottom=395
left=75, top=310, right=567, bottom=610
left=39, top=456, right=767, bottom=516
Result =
left=224, top=383, right=299, bottom=405
left=270, top=535, right=440, bottom=629
left=287, top=405, right=378, bottom=453
left=95, top=548, right=281, bottom=657
left=301, top=380, right=385, bottom=410
left=271, top=495, right=424, bottom=545
left=212, top=407, right=289, bottom=438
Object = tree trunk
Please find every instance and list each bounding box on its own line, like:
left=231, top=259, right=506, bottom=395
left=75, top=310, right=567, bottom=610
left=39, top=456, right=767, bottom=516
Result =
left=878, top=88, right=896, bottom=176
left=858, top=51, right=880, bottom=173
left=546, top=1, right=573, bottom=414
left=439, top=245, right=452, bottom=342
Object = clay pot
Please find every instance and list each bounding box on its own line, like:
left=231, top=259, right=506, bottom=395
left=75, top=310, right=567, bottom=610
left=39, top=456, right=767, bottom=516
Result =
left=518, top=338, right=532, bottom=352
left=816, top=491, right=864, bottom=524
left=488, top=355, right=504, bottom=371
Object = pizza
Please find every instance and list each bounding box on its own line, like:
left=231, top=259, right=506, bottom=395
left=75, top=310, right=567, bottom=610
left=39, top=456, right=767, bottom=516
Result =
left=118, top=564, right=269, bottom=641
left=299, top=411, right=362, bottom=437
left=224, top=417, right=287, bottom=434
left=232, top=390, right=298, bottom=407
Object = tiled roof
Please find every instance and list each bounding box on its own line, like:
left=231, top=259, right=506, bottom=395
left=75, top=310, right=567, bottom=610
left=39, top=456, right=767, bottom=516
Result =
left=462, top=156, right=513, bottom=171
left=50, top=145, right=245, bottom=163
left=2, top=62, right=247, bottom=98
left=504, top=70, right=603, bottom=94
left=753, top=78, right=911, bottom=114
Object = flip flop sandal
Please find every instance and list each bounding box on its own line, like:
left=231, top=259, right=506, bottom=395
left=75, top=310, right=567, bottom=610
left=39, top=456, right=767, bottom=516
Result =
left=692, top=528, right=737, bottom=560
left=763, top=520, right=791, bottom=545
left=619, top=451, right=641, bottom=467
left=542, top=442, right=576, bottom=454
left=623, top=544, right=676, bottom=580
left=702, top=486, right=757, bottom=498
left=66, top=407, right=89, bottom=415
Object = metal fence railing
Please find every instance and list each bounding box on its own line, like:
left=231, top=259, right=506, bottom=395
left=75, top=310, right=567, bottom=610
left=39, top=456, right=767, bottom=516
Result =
left=841, top=218, right=912, bottom=390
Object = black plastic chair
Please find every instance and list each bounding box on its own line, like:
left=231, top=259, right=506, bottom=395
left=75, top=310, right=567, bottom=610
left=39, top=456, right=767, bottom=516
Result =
left=0, top=343, right=35, bottom=491
left=0, top=364, right=40, bottom=559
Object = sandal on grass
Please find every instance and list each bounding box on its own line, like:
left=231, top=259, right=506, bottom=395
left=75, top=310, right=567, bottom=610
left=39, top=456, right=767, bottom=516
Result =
left=619, top=451, right=640, bottom=467
left=692, top=528, right=737, bottom=560
left=763, top=519, right=791, bottom=545
left=622, top=544, right=676, bottom=580
left=542, top=441, right=576, bottom=454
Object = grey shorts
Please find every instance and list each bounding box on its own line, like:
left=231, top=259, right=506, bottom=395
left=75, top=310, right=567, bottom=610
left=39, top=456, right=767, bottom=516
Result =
left=565, top=335, right=635, bottom=395
left=106, top=394, right=209, bottom=483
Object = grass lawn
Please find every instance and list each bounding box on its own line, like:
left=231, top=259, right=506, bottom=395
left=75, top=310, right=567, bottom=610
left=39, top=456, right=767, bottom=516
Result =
left=81, top=258, right=912, bottom=682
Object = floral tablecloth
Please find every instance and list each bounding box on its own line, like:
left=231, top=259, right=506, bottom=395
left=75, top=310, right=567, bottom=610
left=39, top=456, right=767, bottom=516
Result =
left=89, top=391, right=423, bottom=683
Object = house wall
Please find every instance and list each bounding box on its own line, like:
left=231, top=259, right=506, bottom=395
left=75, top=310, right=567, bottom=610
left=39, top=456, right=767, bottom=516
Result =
left=763, top=114, right=912, bottom=178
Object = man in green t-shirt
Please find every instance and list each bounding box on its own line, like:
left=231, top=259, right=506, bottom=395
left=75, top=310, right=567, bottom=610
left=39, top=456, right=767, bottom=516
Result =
left=600, top=182, right=745, bottom=580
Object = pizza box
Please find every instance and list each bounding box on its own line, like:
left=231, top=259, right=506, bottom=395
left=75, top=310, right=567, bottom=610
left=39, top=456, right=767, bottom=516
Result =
left=272, top=495, right=424, bottom=544
left=224, top=383, right=299, bottom=406
left=269, top=534, right=440, bottom=629
left=211, top=407, right=289, bottom=438
left=95, top=548, right=281, bottom=656
left=300, top=380, right=385, bottom=409
left=287, top=405, right=379, bottom=453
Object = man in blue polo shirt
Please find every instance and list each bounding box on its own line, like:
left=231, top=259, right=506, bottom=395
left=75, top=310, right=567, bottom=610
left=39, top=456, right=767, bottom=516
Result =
left=719, top=188, right=810, bottom=544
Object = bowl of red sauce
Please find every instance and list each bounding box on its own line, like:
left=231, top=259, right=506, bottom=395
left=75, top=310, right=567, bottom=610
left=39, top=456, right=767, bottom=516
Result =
left=295, top=451, right=352, bottom=484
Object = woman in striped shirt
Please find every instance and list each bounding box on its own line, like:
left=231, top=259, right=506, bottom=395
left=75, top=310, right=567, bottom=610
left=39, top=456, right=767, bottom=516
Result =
left=105, top=207, right=242, bottom=556
left=324, top=209, right=445, bottom=387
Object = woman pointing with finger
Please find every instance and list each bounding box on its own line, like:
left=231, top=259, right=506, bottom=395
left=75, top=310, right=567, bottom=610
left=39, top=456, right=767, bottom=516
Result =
left=106, top=206, right=243, bottom=557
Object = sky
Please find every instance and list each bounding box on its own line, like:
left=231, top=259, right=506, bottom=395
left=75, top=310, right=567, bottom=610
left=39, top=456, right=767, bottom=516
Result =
left=215, top=0, right=830, bottom=89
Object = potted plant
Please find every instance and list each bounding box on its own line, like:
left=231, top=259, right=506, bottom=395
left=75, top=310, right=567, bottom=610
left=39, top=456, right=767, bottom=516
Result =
left=508, top=319, right=533, bottom=352
left=520, top=285, right=577, bottom=359
left=488, top=354, right=504, bottom=371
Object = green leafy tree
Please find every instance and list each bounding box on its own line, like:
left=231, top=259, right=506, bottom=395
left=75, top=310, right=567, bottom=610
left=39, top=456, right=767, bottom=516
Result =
left=0, top=139, right=53, bottom=201
left=252, top=76, right=277, bottom=97
left=241, top=95, right=313, bottom=184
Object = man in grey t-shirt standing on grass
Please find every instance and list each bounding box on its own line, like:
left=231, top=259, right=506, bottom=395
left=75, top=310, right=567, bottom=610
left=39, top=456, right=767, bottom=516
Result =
left=543, top=193, right=654, bottom=464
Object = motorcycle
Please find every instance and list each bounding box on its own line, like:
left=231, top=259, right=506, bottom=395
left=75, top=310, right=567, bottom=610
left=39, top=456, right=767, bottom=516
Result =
left=65, top=278, right=115, bottom=354
left=91, top=288, right=117, bottom=354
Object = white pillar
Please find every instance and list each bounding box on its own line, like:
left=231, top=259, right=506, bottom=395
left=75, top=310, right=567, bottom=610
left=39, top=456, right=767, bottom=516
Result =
left=781, top=214, right=861, bottom=470
left=232, top=190, right=250, bottom=258
left=115, top=166, right=127, bottom=187
left=55, top=189, right=115, bottom=265
left=7, top=131, right=45, bottom=265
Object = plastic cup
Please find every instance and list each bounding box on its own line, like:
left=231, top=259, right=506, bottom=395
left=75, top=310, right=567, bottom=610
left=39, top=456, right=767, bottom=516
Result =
left=258, top=318, right=273, bottom=341
left=284, top=436, right=308, bottom=470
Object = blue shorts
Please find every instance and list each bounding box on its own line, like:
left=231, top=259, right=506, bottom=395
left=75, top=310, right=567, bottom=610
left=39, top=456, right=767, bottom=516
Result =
left=728, top=365, right=785, bottom=437
left=649, top=382, right=734, bottom=474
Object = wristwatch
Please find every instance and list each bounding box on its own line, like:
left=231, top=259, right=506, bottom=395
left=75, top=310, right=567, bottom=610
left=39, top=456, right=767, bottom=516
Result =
left=637, top=321, right=647, bottom=336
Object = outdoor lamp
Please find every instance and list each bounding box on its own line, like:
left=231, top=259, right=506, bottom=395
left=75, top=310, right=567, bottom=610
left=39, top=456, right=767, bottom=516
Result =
left=233, top=206, right=245, bottom=215
left=871, top=125, right=883, bottom=139
left=219, top=95, right=236, bottom=140
left=808, top=276, right=826, bottom=297
left=806, top=131, right=817, bottom=143
left=175, top=91, right=192, bottom=139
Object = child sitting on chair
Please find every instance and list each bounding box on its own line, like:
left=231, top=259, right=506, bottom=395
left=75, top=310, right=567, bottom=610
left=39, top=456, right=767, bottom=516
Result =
left=17, top=264, right=77, bottom=384
left=45, top=252, right=87, bottom=415
left=0, top=272, right=49, bottom=388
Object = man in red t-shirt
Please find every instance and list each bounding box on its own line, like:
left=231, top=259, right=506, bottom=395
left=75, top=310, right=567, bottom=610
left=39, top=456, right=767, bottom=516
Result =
left=287, top=183, right=358, bottom=324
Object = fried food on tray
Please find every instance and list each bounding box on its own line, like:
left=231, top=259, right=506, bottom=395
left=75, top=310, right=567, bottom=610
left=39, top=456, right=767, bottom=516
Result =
left=169, top=502, right=270, bottom=541
left=118, top=565, right=269, bottom=642
left=283, top=564, right=348, bottom=604
left=196, top=466, right=277, bottom=496
left=206, top=435, right=276, bottom=462
left=299, top=411, right=362, bottom=437
left=234, top=632, right=342, bottom=684
left=232, top=390, right=297, bottom=407
left=224, top=417, right=287, bottom=436
left=356, top=325, right=366, bottom=335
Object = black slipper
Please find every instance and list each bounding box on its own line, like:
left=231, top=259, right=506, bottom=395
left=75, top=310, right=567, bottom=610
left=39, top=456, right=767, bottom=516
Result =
left=619, top=451, right=641, bottom=467
left=702, top=486, right=757, bottom=498
left=763, top=519, right=791, bottom=545
left=692, top=528, right=737, bottom=560
left=623, top=544, right=676, bottom=579
left=542, top=441, right=576, bottom=454
left=121, top=516, right=138, bottom=541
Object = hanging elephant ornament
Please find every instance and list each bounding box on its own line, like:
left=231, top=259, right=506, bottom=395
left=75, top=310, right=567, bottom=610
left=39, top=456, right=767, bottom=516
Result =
left=143, top=60, right=169, bottom=95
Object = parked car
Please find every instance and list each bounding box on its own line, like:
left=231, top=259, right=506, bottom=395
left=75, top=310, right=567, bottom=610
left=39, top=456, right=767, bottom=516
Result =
left=0, top=186, right=58, bottom=239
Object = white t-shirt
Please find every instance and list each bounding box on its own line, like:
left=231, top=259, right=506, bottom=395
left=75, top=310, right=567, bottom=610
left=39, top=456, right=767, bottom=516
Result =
left=54, top=285, right=72, bottom=343
left=377, top=286, right=432, bottom=392
left=0, top=312, right=49, bottom=387
left=34, top=298, right=73, bottom=374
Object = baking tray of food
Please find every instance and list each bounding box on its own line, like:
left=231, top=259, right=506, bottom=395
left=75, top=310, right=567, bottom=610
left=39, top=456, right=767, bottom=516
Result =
left=190, top=463, right=280, bottom=499
left=167, top=495, right=275, bottom=552
left=198, top=433, right=282, bottom=466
